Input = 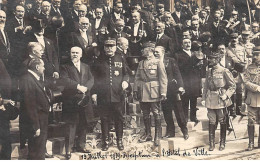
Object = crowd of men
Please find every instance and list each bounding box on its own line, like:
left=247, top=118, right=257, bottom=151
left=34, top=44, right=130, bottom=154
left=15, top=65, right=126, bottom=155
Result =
left=0, top=0, right=260, bottom=160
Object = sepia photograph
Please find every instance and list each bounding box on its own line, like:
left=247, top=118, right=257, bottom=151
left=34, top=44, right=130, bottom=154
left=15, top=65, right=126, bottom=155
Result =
left=0, top=0, right=259, bottom=160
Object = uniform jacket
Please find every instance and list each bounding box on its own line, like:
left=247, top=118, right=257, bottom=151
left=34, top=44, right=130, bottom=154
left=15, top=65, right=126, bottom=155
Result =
left=134, top=59, right=168, bottom=102
left=177, top=50, right=203, bottom=97
left=20, top=72, right=50, bottom=138
left=92, top=52, right=129, bottom=105
left=202, top=66, right=236, bottom=109
left=164, top=57, right=183, bottom=97
left=243, top=63, right=260, bottom=107
left=60, top=61, right=95, bottom=123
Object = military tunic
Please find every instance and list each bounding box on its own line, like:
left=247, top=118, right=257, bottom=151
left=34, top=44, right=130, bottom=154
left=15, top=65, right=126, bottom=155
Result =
left=243, top=63, right=260, bottom=124
left=203, top=66, right=236, bottom=123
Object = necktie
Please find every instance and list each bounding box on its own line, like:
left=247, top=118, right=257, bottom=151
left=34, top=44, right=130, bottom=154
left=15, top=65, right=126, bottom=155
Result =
left=75, top=63, right=80, bottom=72
left=156, top=35, right=160, bottom=42
left=18, top=19, right=23, bottom=26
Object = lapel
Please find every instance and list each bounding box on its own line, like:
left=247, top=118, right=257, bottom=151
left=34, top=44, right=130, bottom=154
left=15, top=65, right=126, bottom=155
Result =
left=69, top=61, right=81, bottom=82
left=29, top=73, right=50, bottom=103
left=44, top=38, right=52, bottom=62
left=76, top=31, right=87, bottom=48
left=80, top=62, right=86, bottom=83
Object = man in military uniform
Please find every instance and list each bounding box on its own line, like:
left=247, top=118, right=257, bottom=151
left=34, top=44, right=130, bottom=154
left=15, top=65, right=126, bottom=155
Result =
left=243, top=46, right=260, bottom=151
left=226, top=33, right=248, bottom=116
left=240, top=30, right=255, bottom=63
left=91, top=39, right=129, bottom=151
left=202, top=52, right=236, bottom=151
left=133, top=44, right=167, bottom=146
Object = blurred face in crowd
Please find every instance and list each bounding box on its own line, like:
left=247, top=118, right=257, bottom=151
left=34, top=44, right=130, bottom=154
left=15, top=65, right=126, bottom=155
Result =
left=132, top=12, right=140, bottom=24
left=208, top=57, right=219, bottom=68
left=155, top=22, right=165, bottom=34
left=230, top=37, right=238, bottom=46
left=217, top=45, right=226, bottom=56
left=205, top=6, right=210, bottom=15
left=14, top=6, right=25, bottom=19
left=95, top=8, right=103, bottom=19
left=242, top=34, right=250, bottom=42
left=73, top=0, right=82, bottom=11
left=36, top=60, right=45, bottom=76
left=42, top=1, right=51, bottom=14
left=16, top=0, right=25, bottom=6
left=118, top=39, right=128, bottom=51
left=33, top=45, right=44, bottom=58
left=35, top=0, right=43, bottom=7
left=214, top=10, right=221, bottom=21
left=200, top=10, right=207, bottom=19
left=182, top=39, right=191, bottom=51
left=253, top=52, right=260, bottom=64
left=114, top=3, right=123, bottom=14
left=70, top=47, right=82, bottom=63
left=146, top=2, right=154, bottom=11
left=183, top=31, right=191, bottom=39
left=142, top=47, right=154, bottom=59
left=241, top=16, right=246, bottom=22
left=104, top=44, right=117, bottom=57
left=79, top=17, right=89, bottom=31
left=157, top=6, right=164, bottom=15
left=220, top=9, right=224, bottom=17
left=193, top=7, right=200, bottom=15
left=154, top=46, right=164, bottom=60
left=115, top=21, right=124, bottom=32
left=78, top=5, right=87, bottom=18
left=252, top=24, right=259, bottom=33
left=192, top=20, right=199, bottom=30
left=52, top=0, right=61, bottom=8
left=175, top=2, right=181, bottom=11
left=0, top=10, right=6, bottom=28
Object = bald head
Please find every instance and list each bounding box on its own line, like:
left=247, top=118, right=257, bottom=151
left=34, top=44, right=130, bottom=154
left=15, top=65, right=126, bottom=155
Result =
left=79, top=17, right=90, bottom=31
left=78, top=4, right=87, bottom=18
left=42, top=1, right=51, bottom=14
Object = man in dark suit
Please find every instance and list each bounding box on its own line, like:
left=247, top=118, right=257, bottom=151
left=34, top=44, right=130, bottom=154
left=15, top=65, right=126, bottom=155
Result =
left=20, top=58, right=51, bottom=160
left=177, top=38, right=203, bottom=123
left=5, top=5, right=32, bottom=77
left=70, top=17, right=97, bottom=66
left=108, top=18, right=128, bottom=39
left=109, top=1, right=127, bottom=32
left=199, top=9, right=210, bottom=32
left=60, top=46, right=94, bottom=159
left=91, top=39, right=129, bottom=151
left=90, top=6, right=110, bottom=50
left=125, top=11, right=150, bottom=57
left=27, top=20, right=59, bottom=80
left=154, top=21, right=175, bottom=59
left=49, top=0, right=66, bottom=17
left=154, top=46, right=189, bottom=140
left=28, top=0, right=43, bottom=21
left=0, top=10, right=10, bottom=69
left=190, top=20, right=202, bottom=41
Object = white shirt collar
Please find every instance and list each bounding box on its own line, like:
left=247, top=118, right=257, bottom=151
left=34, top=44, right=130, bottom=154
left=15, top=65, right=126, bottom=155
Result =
left=73, top=61, right=81, bottom=72
left=183, top=49, right=192, bottom=57
left=157, top=33, right=164, bottom=39
left=28, top=69, right=40, bottom=80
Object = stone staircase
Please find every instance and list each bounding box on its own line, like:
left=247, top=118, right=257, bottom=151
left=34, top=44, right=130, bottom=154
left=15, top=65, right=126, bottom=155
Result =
left=9, top=88, right=259, bottom=160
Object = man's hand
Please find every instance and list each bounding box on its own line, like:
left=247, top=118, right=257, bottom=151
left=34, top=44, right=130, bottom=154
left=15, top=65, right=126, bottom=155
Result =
left=122, top=81, right=129, bottom=90
left=220, top=94, right=228, bottom=101
left=15, top=26, right=24, bottom=31
left=34, top=129, right=40, bottom=137
left=178, top=87, right=185, bottom=95
left=77, top=85, right=88, bottom=94
left=23, top=26, right=32, bottom=33
left=92, top=94, right=97, bottom=105
left=201, top=100, right=205, bottom=106
left=0, top=105, right=6, bottom=111
left=53, top=72, right=59, bottom=79
left=92, top=42, right=97, bottom=47
left=161, top=94, right=167, bottom=101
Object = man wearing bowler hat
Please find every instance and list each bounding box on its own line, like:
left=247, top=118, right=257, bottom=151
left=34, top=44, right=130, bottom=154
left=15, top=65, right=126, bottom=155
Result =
left=243, top=46, right=260, bottom=151
left=91, top=38, right=129, bottom=151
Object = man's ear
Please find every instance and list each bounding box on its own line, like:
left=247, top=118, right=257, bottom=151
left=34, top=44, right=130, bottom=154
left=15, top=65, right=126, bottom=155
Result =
left=36, top=65, right=40, bottom=71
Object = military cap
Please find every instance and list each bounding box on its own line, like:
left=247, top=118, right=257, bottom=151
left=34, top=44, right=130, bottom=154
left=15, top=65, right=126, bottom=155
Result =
left=157, top=3, right=164, bottom=8
left=231, top=10, right=238, bottom=15
left=192, top=41, right=202, bottom=51
left=253, top=46, right=260, bottom=54
left=142, top=41, right=156, bottom=48
left=208, top=52, right=221, bottom=59
left=230, top=33, right=238, bottom=38
left=242, top=30, right=251, bottom=35
left=104, top=38, right=116, bottom=46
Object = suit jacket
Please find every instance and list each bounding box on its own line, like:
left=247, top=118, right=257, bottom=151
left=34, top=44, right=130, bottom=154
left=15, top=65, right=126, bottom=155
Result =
left=27, top=34, right=59, bottom=74
left=155, top=34, right=176, bottom=58
left=90, top=17, right=110, bottom=47
left=190, top=28, right=203, bottom=41
left=20, top=72, right=50, bottom=137
left=60, top=61, right=94, bottom=123
left=0, top=29, right=10, bottom=65
left=108, top=29, right=128, bottom=39
left=70, top=30, right=97, bottom=64
left=134, top=59, right=168, bottom=102
left=208, top=21, right=229, bottom=49
left=177, top=50, right=203, bottom=97
left=164, top=57, right=184, bottom=97
left=92, top=52, right=129, bottom=105
left=172, top=11, right=186, bottom=24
